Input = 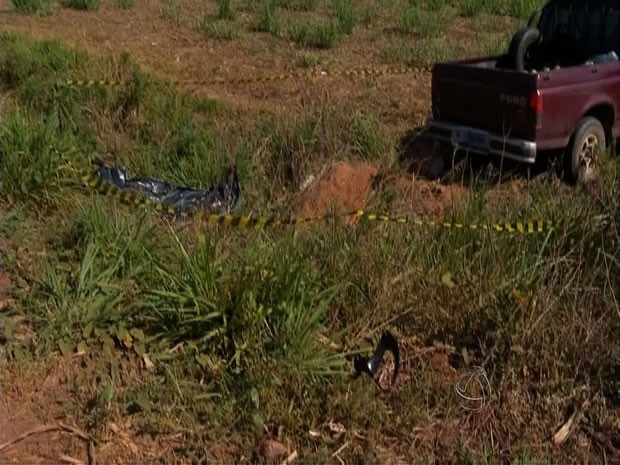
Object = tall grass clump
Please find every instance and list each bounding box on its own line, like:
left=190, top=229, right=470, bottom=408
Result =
left=252, top=0, right=280, bottom=35
left=115, top=0, right=135, bottom=8
left=199, top=16, right=238, bottom=40
left=460, top=0, right=487, bottom=17
left=217, top=0, right=236, bottom=20
left=289, top=20, right=341, bottom=49
left=332, top=0, right=356, bottom=35
left=276, top=0, right=319, bottom=11
left=11, top=0, right=51, bottom=14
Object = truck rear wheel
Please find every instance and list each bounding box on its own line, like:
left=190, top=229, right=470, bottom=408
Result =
left=564, top=116, right=606, bottom=185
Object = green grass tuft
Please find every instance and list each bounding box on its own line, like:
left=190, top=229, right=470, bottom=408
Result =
left=11, top=0, right=51, bottom=14
left=289, top=20, right=341, bottom=49
left=60, top=0, right=100, bottom=10
left=332, top=0, right=356, bottom=35
left=160, top=0, right=182, bottom=25
left=252, top=0, right=280, bottom=35
left=276, top=0, right=319, bottom=12
left=115, top=0, right=135, bottom=9
left=217, top=0, right=236, bottom=20
left=199, top=17, right=238, bottom=40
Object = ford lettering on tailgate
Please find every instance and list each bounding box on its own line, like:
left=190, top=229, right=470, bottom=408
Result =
left=499, top=93, right=527, bottom=107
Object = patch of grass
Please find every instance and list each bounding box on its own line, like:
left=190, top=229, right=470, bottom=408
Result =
left=418, top=9, right=451, bottom=38
left=359, top=2, right=378, bottom=27
left=289, top=20, right=341, bottom=49
left=115, top=0, right=134, bottom=8
left=476, top=33, right=508, bottom=56
left=507, top=0, right=544, bottom=21
left=331, top=0, right=356, bottom=35
left=459, top=0, right=487, bottom=17
left=217, top=0, right=236, bottom=20
left=384, top=38, right=456, bottom=67
left=399, top=5, right=449, bottom=38
left=0, top=112, right=59, bottom=205
left=199, top=17, right=238, bottom=40
left=425, top=0, right=448, bottom=11
left=276, top=0, right=319, bottom=12
left=399, top=4, right=419, bottom=34
left=411, top=39, right=455, bottom=64
left=296, top=53, right=319, bottom=68
left=60, top=0, right=100, bottom=10
left=160, top=0, right=182, bottom=26
left=252, top=0, right=280, bottom=36
left=350, top=112, right=388, bottom=160
left=11, top=0, right=51, bottom=14
left=454, top=0, right=545, bottom=18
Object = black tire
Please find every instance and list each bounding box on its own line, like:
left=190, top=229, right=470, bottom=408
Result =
left=505, top=27, right=541, bottom=72
left=564, top=116, right=606, bottom=185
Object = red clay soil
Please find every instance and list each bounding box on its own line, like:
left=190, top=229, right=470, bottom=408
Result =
left=389, top=175, right=469, bottom=219
left=299, top=162, right=378, bottom=218
left=0, top=360, right=88, bottom=464
left=297, top=162, right=468, bottom=223
left=0, top=357, right=161, bottom=464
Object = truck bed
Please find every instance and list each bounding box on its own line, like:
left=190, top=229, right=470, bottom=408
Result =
left=431, top=58, right=541, bottom=142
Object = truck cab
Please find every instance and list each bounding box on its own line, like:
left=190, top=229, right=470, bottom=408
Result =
left=426, top=0, right=620, bottom=184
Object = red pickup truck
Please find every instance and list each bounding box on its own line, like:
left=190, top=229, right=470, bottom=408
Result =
left=426, top=0, right=620, bottom=184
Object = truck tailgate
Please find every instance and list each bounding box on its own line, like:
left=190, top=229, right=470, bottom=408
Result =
left=431, top=61, right=540, bottom=141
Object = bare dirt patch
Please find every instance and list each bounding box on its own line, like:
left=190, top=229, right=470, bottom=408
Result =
left=0, top=357, right=155, bottom=464
left=387, top=176, right=469, bottom=219
left=1, top=359, right=88, bottom=464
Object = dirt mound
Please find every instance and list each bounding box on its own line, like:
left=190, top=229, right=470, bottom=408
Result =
left=299, top=162, right=378, bottom=219
left=389, top=176, right=469, bottom=220
left=297, top=165, right=468, bottom=223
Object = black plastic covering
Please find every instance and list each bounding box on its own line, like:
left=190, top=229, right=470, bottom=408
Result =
left=94, top=160, right=240, bottom=216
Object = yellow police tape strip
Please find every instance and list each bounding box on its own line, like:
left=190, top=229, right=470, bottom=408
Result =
left=60, top=65, right=431, bottom=89
left=52, top=148, right=554, bottom=234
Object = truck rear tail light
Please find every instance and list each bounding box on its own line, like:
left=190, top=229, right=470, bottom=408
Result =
left=529, top=90, right=543, bottom=113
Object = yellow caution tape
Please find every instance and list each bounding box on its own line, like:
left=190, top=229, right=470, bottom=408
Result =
left=52, top=147, right=554, bottom=234
left=60, top=64, right=430, bottom=89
